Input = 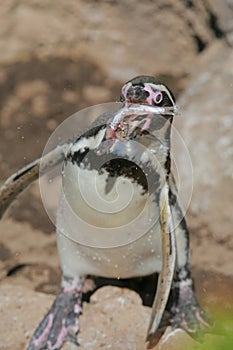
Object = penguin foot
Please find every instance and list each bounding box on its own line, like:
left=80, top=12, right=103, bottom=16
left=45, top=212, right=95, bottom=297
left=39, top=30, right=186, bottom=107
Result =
left=147, top=279, right=213, bottom=348
left=168, top=280, right=213, bottom=341
left=28, top=286, right=82, bottom=350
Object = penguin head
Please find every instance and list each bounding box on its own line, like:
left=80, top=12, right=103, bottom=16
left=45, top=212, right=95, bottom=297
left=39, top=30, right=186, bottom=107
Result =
left=120, top=75, right=175, bottom=108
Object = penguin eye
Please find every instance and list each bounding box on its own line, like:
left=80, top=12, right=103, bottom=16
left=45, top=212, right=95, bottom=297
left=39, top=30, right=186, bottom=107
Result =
left=153, top=90, right=163, bottom=104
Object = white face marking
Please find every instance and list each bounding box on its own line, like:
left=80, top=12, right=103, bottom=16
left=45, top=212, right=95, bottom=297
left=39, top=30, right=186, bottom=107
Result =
left=146, top=83, right=175, bottom=106
left=121, top=82, right=131, bottom=99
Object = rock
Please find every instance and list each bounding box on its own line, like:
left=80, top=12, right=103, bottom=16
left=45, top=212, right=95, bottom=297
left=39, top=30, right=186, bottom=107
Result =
left=0, top=283, right=54, bottom=350
left=0, top=219, right=60, bottom=293
left=79, top=286, right=151, bottom=350
left=0, top=283, right=196, bottom=350
left=207, top=0, right=233, bottom=46
left=0, top=217, right=232, bottom=349
left=0, top=1, right=232, bottom=79
left=2, top=278, right=232, bottom=350
left=174, top=41, right=233, bottom=272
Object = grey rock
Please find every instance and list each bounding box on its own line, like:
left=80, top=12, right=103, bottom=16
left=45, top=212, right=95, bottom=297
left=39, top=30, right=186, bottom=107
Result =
left=0, top=0, right=232, bottom=79
left=206, top=0, right=233, bottom=46
left=174, top=41, right=233, bottom=242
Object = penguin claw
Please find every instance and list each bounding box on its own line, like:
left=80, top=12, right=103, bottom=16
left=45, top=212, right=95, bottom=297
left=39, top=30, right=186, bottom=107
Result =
left=169, top=304, right=212, bottom=341
left=147, top=283, right=213, bottom=347
left=168, top=283, right=213, bottom=342
left=28, top=287, right=82, bottom=350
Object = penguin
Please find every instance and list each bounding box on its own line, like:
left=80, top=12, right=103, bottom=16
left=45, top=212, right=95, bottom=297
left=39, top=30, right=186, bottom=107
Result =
left=0, top=76, right=211, bottom=350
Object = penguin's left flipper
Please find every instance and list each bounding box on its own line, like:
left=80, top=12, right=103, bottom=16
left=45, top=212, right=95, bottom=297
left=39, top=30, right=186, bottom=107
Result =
left=147, top=181, right=213, bottom=347
left=147, top=183, right=177, bottom=345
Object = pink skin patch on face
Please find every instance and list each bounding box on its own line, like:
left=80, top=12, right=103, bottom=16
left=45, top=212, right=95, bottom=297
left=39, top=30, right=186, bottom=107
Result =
left=144, top=84, right=163, bottom=105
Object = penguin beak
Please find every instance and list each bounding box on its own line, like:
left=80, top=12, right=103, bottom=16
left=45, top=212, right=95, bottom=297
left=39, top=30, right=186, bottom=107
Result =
left=98, top=104, right=176, bottom=155
left=117, top=114, right=153, bottom=139
left=97, top=115, right=151, bottom=156
left=105, top=113, right=153, bottom=144
left=123, top=86, right=150, bottom=106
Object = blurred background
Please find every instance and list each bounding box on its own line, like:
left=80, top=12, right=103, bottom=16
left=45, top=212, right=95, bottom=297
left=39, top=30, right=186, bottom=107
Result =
left=0, top=1, right=232, bottom=349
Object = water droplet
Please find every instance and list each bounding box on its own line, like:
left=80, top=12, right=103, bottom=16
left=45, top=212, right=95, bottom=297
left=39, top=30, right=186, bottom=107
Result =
left=114, top=264, right=118, bottom=269
left=151, top=249, right=155, bottom=253
left=92, top=256, right=97, bottom=261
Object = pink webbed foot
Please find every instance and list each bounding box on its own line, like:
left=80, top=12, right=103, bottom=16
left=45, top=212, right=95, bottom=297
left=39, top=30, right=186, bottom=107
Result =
left=28, top=284, right=82, bottom=350
left=147, top=279, right=213, bottom=348
left=166, top=279, right=213, bottom=343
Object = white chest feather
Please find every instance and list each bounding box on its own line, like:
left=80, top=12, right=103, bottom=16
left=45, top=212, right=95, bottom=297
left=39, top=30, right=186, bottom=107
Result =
left=56, top=127, right=169, bottom=279
left=57, top=160, right=163, bottom=279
